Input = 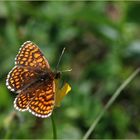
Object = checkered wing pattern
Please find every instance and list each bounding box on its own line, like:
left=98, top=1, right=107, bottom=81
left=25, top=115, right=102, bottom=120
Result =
left=14, top=79, right=55, bottom=118
left=6, top=41, right=50, bottom=93
left=14, top=90, right=35, bottom=111
left=15, top=41, right=50, bottom=70
left=6, top=41, right=56, bottom=118
left=6, top=66, right=38, bottom=92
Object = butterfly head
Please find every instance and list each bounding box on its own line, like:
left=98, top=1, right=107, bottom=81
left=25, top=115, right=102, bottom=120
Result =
left=54, top=71, right=61, bottom=79
left=54, top=68, right=72, bottom=80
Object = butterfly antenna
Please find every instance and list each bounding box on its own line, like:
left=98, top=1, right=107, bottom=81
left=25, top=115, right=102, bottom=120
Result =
left=56, top=47, right=65, bottom=72
left=60, top=69, right=72, bottom=73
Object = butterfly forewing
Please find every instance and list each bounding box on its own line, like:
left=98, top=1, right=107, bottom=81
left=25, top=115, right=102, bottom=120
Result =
left=6, top=66, right=38, bottom=92
left=6, top=41, right=51, bottom=93
left=15, top=41, right=50, bottom=70
left=14, top=79, right=55, bottom=118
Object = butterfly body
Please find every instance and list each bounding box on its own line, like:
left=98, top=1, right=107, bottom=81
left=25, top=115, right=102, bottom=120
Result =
left=6, top=41, right=60, bottom=118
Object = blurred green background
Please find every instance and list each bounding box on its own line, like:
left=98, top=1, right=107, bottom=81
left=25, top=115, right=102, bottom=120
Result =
left=0, top=1, right=140, bottom=139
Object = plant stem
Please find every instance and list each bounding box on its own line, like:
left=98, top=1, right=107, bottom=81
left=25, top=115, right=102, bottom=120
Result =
left=83, top=68, right=140, bottom=140
left=51, top=113, right=57, bottom=139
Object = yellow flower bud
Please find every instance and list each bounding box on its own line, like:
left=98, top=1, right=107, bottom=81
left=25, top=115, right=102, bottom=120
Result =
left=55, top=79, right=71, bottom=107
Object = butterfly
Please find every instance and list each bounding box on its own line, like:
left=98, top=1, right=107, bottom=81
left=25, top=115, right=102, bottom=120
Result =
left=6, top=41, right=71, bottom=118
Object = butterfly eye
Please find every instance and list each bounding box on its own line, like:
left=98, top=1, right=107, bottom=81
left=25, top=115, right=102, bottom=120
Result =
left=40, top=78, right=44, bottom=81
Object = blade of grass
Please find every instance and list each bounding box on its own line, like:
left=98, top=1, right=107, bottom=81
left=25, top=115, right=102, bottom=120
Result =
left=83, top=68, right=140, bottom=139
left=51, top=113, right=57, bottom=139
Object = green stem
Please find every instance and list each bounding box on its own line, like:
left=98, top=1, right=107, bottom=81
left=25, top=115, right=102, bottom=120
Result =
left=83, top=68, right=140, bottom=140
left=4, top=129, right=11, bottom=139
left=51, top=113, right=57, bottom=139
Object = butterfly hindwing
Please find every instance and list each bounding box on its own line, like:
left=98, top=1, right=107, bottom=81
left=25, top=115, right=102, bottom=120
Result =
left=14, top=91, right=36, bottom=111
left=14, top=78, right=55, bottom=118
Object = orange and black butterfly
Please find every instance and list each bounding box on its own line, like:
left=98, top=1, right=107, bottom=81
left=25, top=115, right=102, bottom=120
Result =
left=6, top=41, right=67, bottom=118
